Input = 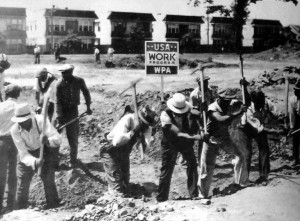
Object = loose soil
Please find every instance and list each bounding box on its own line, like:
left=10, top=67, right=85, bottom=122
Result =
left=1, top=53, right=300, bottom=221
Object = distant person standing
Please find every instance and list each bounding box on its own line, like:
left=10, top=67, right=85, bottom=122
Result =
left=94, top=46, right=100, bottom=64
left=34, top=44, right=41, bottom=64
left=0, top=53, right=11, bottom=102
left=54, top=44, right=61, bottom=63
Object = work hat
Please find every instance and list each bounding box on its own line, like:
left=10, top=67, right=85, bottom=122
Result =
left=35, top=68, right=48, bottom=78
left=218, top=88, right=237, bottom=100
left=138, top=105, right=158, bottom=127
left=196, top=76, right=210, bottom=83
left=11, top=103, right=34, bottom=123
left=4, top=83, right=21, bottom=95
left=167, top=93, right=191, bottom=114
left=294, top=79, right=300, bottom=90
left=58, top=64, right=74, bottom=72
left=0, top=53, right=11, bottom=71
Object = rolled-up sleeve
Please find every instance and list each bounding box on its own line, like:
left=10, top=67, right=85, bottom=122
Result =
left=10, top=124, right=37, bottom=169
left=107, top=114, right=134, bottom=147
left=246, top=109, right=264, bottom=133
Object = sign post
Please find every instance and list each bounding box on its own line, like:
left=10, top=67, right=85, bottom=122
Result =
left=145, top=41, right=179, bottom=103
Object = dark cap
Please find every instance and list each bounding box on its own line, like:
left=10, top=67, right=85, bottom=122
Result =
left=35, top=68, right=48, bottom=78
left=58, top=64, right=74, bottom=72
left=4, top=84, right=21, bottom=95
left=218, top=88, right=237, bottom=100
left=196, top=76, right=210, bottom=83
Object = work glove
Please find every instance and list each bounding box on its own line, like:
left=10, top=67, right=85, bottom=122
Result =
left=199, top=101, right=208, bottom=112
left=40, top=134, right=50, bottom=146
left=239, top=78, right=249, bottom=87
left=35, top=158, right=44, bottom=168
left=86, top=107, right=93, bottom=115
left=201, top=132, right=210, bottom=142
left=35, top=106, right=42, bottom=114
left=55, top=118, right=64, bottom=133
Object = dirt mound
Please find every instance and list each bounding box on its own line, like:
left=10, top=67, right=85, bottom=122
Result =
left=249, top=66, right=300, bottom=88
left=246, top=43, right=300, bottom=61
left=28, top=167, right=106, bottom=209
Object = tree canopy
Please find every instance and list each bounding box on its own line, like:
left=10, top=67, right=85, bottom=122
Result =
left=189, top=0, right=298, bottom=52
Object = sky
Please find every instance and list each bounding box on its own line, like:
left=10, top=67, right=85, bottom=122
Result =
left=0, top=0, right=300, bottom=26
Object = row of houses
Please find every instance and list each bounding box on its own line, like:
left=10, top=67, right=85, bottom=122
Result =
left=0, top=6, right=293, bottom=54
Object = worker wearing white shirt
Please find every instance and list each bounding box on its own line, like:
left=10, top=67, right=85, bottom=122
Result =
left=100, top=105, right=157, bottom=195
left=34, top=45, right=41, bottom=64
left=10, top=103, right=62, bottom=209
left=34, top=68, right=57, bottom=122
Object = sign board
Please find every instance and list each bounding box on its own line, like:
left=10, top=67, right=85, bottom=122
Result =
left=145, top=41, right=179, bottom=75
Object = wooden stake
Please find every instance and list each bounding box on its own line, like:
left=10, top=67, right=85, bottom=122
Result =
left=160, top=74, right=164, bottom=103
left=199, top=68, right=207, bottom=133
left=239, top=53, right=246, bottom=125
left=284, top=75, right=289, bottom=129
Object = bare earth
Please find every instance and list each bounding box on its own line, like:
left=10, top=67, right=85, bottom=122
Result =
left=1, top=53, right=300, bottom=221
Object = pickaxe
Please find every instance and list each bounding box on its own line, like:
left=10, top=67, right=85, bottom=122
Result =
left=190, top=62, right=215, bottom=75
left=57, top=111, right=88, bottom=131
left=120, top=78, right=145, bottom=160
left=280, top=128, right=300, bottom=144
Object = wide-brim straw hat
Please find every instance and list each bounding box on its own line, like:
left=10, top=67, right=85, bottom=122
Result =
left=167, top=93, right=191, bottom=114
left=11, top=103, right=33, bottom=123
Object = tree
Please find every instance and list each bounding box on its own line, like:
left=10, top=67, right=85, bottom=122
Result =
left=189, top=0, right=298, bottom=53
left=126, top=21, right=146, bottom=53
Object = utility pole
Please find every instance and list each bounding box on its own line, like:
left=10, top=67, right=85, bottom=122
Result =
left=50, top=5, right=56, bottom=51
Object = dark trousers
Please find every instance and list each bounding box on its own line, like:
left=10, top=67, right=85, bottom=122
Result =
left=240, top=128, right=270, bottom=178
left=16, top=147, right=59, bottom=209
left=292, top=114, right=300, bottom=163
left=62, top=107, right=79, bottom=164
left=157, top=142, right=198, bottom=202
left=34, top=53, right=40, bottom=64
left=95, top=54, right=100, bottom=64
left=0, top=137, right=17, bottom=210
left=100, top=144, right=131, bottom=193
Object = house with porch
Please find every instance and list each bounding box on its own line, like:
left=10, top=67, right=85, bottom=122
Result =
left=0, top=7, right=26, bottom=54
left=163, top=15, right=204, bottom=53
left=27, top=7, right=98, bottom=53
left=107, top=11, right=156, bottom=53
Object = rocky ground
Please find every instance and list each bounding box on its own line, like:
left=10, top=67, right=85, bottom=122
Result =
left=1, top=52, right=300, bottom=221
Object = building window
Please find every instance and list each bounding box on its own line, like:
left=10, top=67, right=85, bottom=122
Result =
left=60, top=20, right=65, bottom=31
left=112, top=21, right=126, bottom=31
left=83, top=20, right=88, bottom=31
left=167, top=24, right=179, bottom=33
left=189, top=24, right=199, bottom=34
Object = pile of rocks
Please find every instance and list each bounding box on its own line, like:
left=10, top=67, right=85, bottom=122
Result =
left=64, top=193, right=176, bottom=221
left=250, top=66, right=300, bottom=88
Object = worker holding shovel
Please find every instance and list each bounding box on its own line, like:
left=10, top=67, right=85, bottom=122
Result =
left=288, top=79, right=300, bottom=166
left=10, top=103, right=62, bottom=209
left=56, top=64, right=92, bottom=168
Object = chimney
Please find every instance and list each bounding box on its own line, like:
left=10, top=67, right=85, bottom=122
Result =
left=65, top=7, right=68, bottom=10
left=52, top=5, right=55, bottom=8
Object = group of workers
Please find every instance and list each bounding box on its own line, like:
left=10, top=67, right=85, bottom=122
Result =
left=0, top=52, right=299, bottom=214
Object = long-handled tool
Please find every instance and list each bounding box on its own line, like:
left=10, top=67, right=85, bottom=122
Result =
left=284, top=75, right=290, bottom=129
left=199, top=65, right=207, bottom=134
left=120, top=78, right=144, bottom=160
left=38, top=95, right=50, bottom=176
left=57, top=111, right=88, bottom=131
left=239, top=53, right=247, bottom=125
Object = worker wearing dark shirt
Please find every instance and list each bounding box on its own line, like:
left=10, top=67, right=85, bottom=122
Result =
left=56, top=64, right=92, bottom=167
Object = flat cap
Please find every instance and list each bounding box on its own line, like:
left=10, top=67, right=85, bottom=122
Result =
left=218, top=88, right=237, bottom=100
left=4, top=83, right=21, bottom=94
left=35, top=68, right=48, bottom=78
left=58, top=64, right=74, bottom=72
